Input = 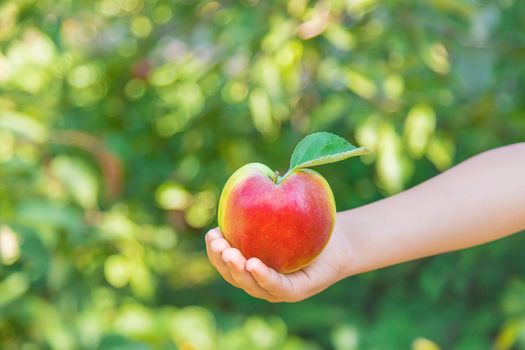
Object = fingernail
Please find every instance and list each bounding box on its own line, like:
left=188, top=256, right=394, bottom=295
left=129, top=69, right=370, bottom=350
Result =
left=208, top=229, right=219, bottom=239
left=210, top=240, right=222, bottom=253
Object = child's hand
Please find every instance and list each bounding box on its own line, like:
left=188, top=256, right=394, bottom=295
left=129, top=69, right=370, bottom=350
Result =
left=205, top=222, right=352, bottom=302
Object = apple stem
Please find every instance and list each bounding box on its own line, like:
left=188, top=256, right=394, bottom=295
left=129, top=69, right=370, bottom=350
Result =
left=273, top=170, right=280, bottom=184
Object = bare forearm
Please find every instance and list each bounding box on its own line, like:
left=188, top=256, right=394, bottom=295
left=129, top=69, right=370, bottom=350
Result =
left=340, top=143, right=525, bottom=276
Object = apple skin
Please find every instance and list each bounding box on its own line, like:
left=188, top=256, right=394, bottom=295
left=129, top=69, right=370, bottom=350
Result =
left=218, top=163, right=336, bottom=274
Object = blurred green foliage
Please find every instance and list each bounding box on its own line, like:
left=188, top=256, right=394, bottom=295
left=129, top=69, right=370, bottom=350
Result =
left=0, top=0, right=524, bottom=349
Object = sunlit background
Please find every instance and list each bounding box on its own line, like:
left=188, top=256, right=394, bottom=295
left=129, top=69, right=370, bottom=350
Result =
left=1, top=0, right=524, bottom=348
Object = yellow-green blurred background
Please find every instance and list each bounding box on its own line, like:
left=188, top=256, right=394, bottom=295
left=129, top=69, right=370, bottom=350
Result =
left=1, top=0, right=524, bottom=349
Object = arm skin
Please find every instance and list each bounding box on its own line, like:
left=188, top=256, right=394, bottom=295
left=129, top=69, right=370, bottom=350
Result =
left=205, top=143, right=525, bottom=302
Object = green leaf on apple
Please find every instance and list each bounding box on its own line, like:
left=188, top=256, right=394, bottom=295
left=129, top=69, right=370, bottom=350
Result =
left=289, top=132, right=371, bottom=171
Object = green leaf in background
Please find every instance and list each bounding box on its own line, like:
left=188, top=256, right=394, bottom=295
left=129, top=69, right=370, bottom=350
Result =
left=288, top=132, right=370, bottom=172
left=0, top=110, right=48, bottom=143
left=51, top=155, right=99, bottom=210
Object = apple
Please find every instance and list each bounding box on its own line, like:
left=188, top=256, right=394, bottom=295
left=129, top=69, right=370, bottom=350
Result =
left=218, top=163, right=336, bottom=274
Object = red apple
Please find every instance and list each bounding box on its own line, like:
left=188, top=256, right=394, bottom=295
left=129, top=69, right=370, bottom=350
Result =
left=218, top=163, right=336, bottom=274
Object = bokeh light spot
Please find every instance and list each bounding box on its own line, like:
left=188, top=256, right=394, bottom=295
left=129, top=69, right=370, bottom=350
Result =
left=104, top=255, right=132, bottom=288
left=0, top=226, right=20, bottom=265
left=156, top=182, right=192, bottom=210
left=131, top=16, right=153, bottom=38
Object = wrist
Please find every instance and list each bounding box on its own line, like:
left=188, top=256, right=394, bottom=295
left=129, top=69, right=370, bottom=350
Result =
left=335, top=208, right=372, bottom=278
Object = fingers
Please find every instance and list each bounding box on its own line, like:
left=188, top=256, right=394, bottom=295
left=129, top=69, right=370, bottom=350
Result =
left=205, top=228, right=308, bottom=302
left=205, top=228, right=280, bottom=302
left=246, top=258, right=296, bottom=300
left=205, top=228, right=236, bottom=286
left=221, top=247, right=277, bottom=301
left=205, top=227, right=221, bottom=242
